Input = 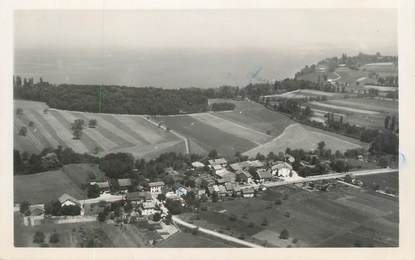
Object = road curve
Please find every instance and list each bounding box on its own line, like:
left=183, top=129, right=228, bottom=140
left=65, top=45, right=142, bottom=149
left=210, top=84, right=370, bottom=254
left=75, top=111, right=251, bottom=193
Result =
left=171, top=215, right=264, bottom=248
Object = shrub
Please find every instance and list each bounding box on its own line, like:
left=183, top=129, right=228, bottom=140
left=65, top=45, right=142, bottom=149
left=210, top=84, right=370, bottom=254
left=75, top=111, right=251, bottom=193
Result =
left=275, top=199, right=282, bottom=205
left=279, top=228, right=289, bottom=239
left=229, top=214, right=237, bottom=221
left=33, top=231, right=45, bottom=243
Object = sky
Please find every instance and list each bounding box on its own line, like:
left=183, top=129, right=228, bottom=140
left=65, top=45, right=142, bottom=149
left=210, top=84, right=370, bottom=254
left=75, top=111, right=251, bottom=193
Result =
left=14, top=9, right=397, bottom=54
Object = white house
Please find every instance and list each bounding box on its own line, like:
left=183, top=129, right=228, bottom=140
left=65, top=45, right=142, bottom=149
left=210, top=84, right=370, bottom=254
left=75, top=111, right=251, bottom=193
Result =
left=141, top=201, right=156, bottom=216
left=149, top=181, right=165, bottom=195
left=241, top=187, right=255, bottom=198
left=271, top=162, right=293, bottom=178
left=58, top=193, right=79, bottom=207
left=175, top=186, right=188, bottom=197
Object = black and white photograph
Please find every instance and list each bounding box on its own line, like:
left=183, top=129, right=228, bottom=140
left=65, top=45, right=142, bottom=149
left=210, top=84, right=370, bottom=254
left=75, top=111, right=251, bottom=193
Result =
left=1, top=1, right=415, bottom=258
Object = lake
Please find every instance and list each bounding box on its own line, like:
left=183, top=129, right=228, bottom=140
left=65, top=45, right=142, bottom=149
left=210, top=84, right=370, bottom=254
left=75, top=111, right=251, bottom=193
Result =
left=15, top=48, right=342, bottom=88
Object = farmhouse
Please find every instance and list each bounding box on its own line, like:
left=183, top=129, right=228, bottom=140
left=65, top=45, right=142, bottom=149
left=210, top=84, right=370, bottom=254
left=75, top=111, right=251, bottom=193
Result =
left=118, top=178, right=133, bottom=189
left=126, top=191, right=152, bottom=203
left=241, top=187, right=255, bottom=198
left=271, top=162, right=293, bottom=177
left=23, top=204, right=45, bottom=226
left=208, top=158, right=228, bottom=168
left=91, top=181, right=110, bottom=192
left=149, top=181, right=165, bottom=195
left=58, top=193, right=79, bottom=207
left=363, top=85, right=398, bottom=97
left=248, top=160, right=265, bottom=168
left=215, top=168, right=236, bottom=184
left=236, top=170, right=252, bottom=184
left=254, top=169, right=273, bottom=182
left=229, top=161, right=250, bottom=171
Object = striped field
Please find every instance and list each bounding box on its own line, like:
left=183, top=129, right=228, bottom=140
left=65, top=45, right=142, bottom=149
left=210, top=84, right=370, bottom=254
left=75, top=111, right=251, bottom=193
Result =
left=14, top=100, right=183, bottom=158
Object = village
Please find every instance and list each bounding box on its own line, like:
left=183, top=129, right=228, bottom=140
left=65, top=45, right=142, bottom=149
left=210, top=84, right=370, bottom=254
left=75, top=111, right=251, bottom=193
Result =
left=15, top=142, right=399, bottom=248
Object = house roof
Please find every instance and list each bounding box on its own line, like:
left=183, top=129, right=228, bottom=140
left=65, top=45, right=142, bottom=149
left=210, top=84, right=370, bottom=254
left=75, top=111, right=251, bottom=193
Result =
left=215, top=168, right=234, bottom=178
left=241, top=187, right=255, bottom=193
left=237, top=170, right=252, bottom=178
left=229, top=161, right=250, bottom=171
left=29, top=205, right=45, bottom=216
left=208, top=158, right=227, bottom=166
left=118, top=178, right=132, bottom=187
left=224, top=182, right=235, bottom=191
left=249, top=160, right=265, bottom=168
left=149, top=181, right=165, bottom=187
left=271, top=162, right=293, bottom=171
left=126, top=191, right=152, bottom=201
left=213, top=165, right=223, bottom=170
left=95, top=181, right=110, bottom=189
left=256, top=169, right=273, bottom=179
left=58, top=193, right=78, bottom=204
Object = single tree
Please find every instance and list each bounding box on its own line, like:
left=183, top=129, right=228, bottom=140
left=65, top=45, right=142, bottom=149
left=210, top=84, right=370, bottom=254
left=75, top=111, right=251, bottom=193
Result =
left=18, top=126, right=27, bottom=136
left=72, top=128, right=82, bottom=140
left=153, top=212, right=162, bottom=222
left=279, top=228, right=289, bottom=239
left=16, top=108, right=23, bottom=115
left=49, top=232, right=60, bottom=243
left=88, top=119, right=97, bottom=128
left=19, top=201, right=30, bottom=215
left=33, top=231, right=45, bottom=243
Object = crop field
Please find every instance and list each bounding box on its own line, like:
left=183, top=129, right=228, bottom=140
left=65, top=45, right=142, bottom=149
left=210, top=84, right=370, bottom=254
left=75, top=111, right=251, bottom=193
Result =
left=309, top=101, right=379, bottom=115
left=189, top=113, right=272, bottom=145
left=14, top=100, right=183, bottom=158
left=157, top=231, right=230, bottom=248
left=326, top=98, right=398, bottom=114
left=243, top=123, right=362, bottom=157
left=156, top=114, right=257, bottom=158
left=214, top=101, right=295, bottom=137
left=188, top=184, right=398, bottom=247
left=14, top=169, right=86, bottom=204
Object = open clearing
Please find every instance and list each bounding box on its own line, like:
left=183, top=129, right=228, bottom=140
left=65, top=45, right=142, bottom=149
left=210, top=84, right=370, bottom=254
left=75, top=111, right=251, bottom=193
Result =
left=243, top=123, right=362, bottom=157
left=185, top=184, right=398, bottom=247
left=14, top=169, right=86, bottom=204
left=14, top=100, right=183, bottom=159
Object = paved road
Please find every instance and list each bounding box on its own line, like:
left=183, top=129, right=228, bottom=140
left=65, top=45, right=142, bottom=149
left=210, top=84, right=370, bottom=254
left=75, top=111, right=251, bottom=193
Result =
left=261, top=168, right=398, bottom=188
left=171, top=215, right=263, bottom=248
